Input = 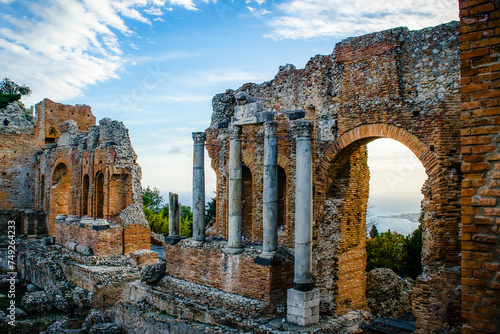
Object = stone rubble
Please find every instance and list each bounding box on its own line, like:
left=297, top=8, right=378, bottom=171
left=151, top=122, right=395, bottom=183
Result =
left=366, top=268, right=413, bottom=318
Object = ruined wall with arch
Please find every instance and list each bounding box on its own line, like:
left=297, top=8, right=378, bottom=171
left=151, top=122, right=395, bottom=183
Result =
left=30, top=106, right=151, bottom=256
left=206, top=21, right=461, bottom=333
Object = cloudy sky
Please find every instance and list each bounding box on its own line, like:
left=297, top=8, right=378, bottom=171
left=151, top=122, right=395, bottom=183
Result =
left=0, top=0, right=458, bottom=231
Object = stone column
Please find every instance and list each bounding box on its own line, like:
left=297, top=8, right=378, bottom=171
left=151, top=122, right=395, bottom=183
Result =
left=261, top=121, right=278, bottom=258
left=287, top=120, right=319, bottom=326
left=168, top=192, right=181, bottom=237
left=223, top=125, right=244, bottom=254
left=192, top=132, right=206, bottom=243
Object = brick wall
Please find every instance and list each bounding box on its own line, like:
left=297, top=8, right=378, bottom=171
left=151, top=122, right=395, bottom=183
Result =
left=164, top=241, right=294, bottom=309
left=0, top=134, right=41, bottom=211
left=123, top=224, right=151, bottom=255
left=55, top=221, right=124, bottom=256
left=35, top=98, right=95, bottom=143
left=459, top=1, right=500, bottom=333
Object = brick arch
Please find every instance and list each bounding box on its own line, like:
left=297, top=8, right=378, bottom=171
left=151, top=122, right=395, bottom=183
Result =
left=313, top=123, right=455, bottom=317
left=320, top=124, right=438, bottom=181
left=48, top=159, right=72, bottom=236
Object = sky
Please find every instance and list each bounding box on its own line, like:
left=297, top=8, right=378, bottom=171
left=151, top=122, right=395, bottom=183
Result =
left=0, top=0, right=458, bottom=231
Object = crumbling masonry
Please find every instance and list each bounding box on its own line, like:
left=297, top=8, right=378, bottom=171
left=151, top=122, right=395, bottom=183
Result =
left=0, top=98, right=151, bottom=256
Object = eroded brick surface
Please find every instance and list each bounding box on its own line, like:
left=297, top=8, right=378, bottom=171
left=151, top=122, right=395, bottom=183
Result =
left=459, top=1, right=500, bottom=333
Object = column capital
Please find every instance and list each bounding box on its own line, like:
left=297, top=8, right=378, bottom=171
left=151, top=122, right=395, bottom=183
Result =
left=192, top=132, right=206, bottom=144
left=291, top=120, right=313, bottom=138
left=229, top=124, right=241, bottom=139
left=264, top=121, right=278, bottom=137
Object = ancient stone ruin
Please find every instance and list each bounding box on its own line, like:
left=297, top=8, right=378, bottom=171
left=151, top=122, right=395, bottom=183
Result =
left=1, top=1, right=500, bottom=333
left=0, top=98, right=151, bottom=254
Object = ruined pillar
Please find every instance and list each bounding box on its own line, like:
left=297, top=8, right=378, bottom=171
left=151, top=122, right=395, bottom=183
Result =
left=192, top=132, right=206, bottom=243
left=223, top=125, right=244, bottom=254
left=168, top=192, right=181, bottom=237
left=287, top=120, right=319, bottom=326
left=261, top=121, right=278, bottom=259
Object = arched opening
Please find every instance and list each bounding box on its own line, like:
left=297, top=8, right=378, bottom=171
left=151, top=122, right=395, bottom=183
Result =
left=49, top=163, right=71, bottom=235
left=315, top=132, right=430, bottom=316
left=241, top=165, right=253, bottom=242
left=39, top=175, right=45, bottom=211
left=95, top=172, right=104, bottom=219
left=277, top=166, right=286, bottom=230
left=81, top=174, right=89, bottom=216
left=366, top=139, right=426, bottom=237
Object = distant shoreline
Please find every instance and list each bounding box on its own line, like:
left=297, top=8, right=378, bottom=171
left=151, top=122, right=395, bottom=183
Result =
left=376, top=212, right=421, bottom=223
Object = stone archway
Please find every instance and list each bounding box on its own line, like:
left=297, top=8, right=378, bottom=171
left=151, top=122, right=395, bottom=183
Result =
left=49, top=162, right=71, bottom=235
left=314, top=124, right=461, bottom=329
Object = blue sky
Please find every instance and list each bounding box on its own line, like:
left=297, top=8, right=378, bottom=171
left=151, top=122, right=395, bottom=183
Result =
left=0, top=0, right=458, bottom=230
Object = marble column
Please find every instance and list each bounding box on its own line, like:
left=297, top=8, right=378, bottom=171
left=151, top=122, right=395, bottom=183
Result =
left=292, top=120, right=314, bottom=290
left=223, top=125, right=244, bottom=254
left=192, top=132, right=206, bottom=243
left=261, top=121, right=278, bottom=258
left=169, top=192, right=181, bottom=237
left=287, top=120, right=319, bottom=326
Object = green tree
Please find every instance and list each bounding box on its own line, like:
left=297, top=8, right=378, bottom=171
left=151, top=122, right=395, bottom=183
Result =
left=403, top=223, right=423, bottom=279
left=369, top=224, right=379, bottom=239
left=142, top=186, right=164, bottom=213
left=366, top=230, right=407, bottom=275
left=142, top=186, right=169, bottom=233
left=205, top=196, right=216, bottom=225
left=180, top=205, right=193, bottom=237
left=0, top=78, right=31, bottom=96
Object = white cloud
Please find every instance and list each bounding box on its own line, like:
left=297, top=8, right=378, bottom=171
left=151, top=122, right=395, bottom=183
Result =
left=195, top=69, right=269, bottom=84
left=0, top=0, right=203, bottom=105
left=265, top=0, right=459, bottom=40
left=144, top=7, right=164, bottom=15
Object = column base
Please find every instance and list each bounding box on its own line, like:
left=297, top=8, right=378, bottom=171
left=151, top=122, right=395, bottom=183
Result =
left=255, top=251, right=281, bottom=266
left=287, top=288, right=320, bottom=326
left=189, top=239, right=205, bottom=247
left=222, top=245, right=244, bottom=254
left=164, top=235, right=185, bottom=245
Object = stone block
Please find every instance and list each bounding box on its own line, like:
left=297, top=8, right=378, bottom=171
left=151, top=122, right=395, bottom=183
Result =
left=129, top=249, right=158, bottom=267
left=287, top=288, right=320, bottom=326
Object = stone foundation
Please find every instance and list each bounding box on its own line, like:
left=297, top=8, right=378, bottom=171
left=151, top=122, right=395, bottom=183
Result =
left=287, top=288, right=321, bottom=326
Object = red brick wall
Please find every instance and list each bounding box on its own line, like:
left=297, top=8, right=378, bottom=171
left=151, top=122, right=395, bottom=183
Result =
left=164, top=242, right=293, bottom=308
left=55, top=221, right=124, bottom=256
left=123, top=224, right=151, bottom=255
left=35, top=98, right=95, bottom=142
left=459, top=1, right=500, bottom=333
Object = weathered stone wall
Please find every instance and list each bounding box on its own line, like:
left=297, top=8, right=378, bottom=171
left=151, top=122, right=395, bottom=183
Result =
left=35, top=98, right=95, bottom=143
left=163, top=240, right=294, bottom=308
left=1, top=98, right=150, bottom=257
left=459, top=1, right=500, bottom=333
left=206, top=21, right=461, bottom=332
left=36, top=115, right=150, bottom=255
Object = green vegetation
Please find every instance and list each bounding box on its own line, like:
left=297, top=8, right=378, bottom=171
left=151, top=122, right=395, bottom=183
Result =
left=142, top=186, right=216, bottom=238
left=0, top=78, right=32, bottom=96
left=0, top=78, right=31, bottom=108
left=205, top=196, right=216, bottom=225
left=366, top=217, right=423, bottom=279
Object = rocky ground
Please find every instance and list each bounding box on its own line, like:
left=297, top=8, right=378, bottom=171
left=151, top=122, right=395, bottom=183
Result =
left=0, top=236, right=415, bottom=333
